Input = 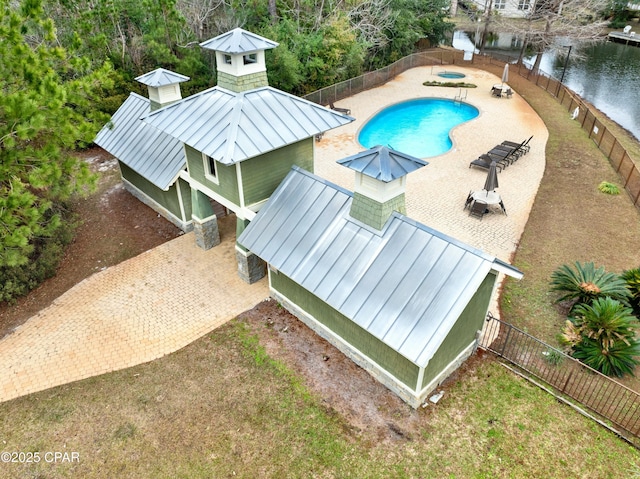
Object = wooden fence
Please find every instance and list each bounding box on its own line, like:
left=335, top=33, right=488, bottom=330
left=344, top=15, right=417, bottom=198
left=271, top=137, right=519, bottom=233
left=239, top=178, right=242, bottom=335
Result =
left=305, top=48, right=640, bottom=211
left=480, top=313, right=640, bottom=445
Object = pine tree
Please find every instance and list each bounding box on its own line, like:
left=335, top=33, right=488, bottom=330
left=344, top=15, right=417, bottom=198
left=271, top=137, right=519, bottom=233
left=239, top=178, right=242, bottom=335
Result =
left=0, top=0, right=113, bottom=268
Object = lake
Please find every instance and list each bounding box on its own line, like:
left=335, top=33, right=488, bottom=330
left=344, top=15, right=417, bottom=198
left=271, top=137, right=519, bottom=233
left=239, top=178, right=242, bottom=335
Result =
left=451, top=31, right=640, bottom=141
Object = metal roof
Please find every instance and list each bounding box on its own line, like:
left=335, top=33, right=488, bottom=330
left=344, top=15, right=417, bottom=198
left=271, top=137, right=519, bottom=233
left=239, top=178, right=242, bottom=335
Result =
left=337, top=145, right=429, bottom=182
left=135, top=68, right=190, bottom=87
left=238, top=167, right=522, bottom=368
left=94, top=93, right=186, bottom=190
left=142, top=86, right=354, bottom=165
left=200, top=28, right=278, bottom=53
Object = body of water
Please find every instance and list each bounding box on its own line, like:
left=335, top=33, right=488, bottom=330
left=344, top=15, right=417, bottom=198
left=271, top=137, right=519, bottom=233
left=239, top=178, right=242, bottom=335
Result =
left=452, top=31, right=640, bottom=141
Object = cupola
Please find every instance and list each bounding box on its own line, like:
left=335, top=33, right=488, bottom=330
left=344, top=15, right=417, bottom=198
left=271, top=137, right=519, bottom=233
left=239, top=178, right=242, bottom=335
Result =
left=200, top=28, right=278, bottom=93
left=337, top=146, right=428, bottom=230
left=135, top=68, right=190, bottom=111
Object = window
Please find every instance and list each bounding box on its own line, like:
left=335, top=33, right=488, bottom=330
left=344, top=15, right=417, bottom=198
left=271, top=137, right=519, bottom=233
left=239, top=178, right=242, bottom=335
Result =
left=203, top=153, right=219, bottom=184
left=243, top=53, right=257, bottom=65
left=223, top=54, right=232, bottom=65
left=518, top=0, right=531, bottom=10
left=494, top=0, right=506, bottom=9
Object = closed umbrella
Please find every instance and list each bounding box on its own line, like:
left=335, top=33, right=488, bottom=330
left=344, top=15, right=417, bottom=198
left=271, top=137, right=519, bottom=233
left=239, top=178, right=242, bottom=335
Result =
left=483, top=161, right=499, bottom=194
left=501, top=63, right=509, bottom=86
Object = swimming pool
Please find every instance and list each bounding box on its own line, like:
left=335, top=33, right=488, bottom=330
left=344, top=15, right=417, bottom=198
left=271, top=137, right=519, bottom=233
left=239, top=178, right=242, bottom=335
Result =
left=438, top=72, right=466, bottom=79
left=358, top=98, right=479, bottom=158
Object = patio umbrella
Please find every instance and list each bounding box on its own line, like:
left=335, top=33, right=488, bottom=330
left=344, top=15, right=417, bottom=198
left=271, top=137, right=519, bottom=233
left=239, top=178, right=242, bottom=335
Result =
left=483, top=161, right=499, bottom=194
left=501, top=63, right=509, bottom=86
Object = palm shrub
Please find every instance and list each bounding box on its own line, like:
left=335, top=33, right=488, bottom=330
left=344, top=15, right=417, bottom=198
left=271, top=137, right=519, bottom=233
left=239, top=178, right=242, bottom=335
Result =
left=560, top=297, right=640, bottom=377
left=621, top=267, right=640, bottom=318
left=549, top=261, right=631, bottom=309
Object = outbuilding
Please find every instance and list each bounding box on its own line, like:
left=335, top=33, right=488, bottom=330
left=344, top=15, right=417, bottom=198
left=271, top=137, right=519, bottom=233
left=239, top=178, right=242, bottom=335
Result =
left=238, top=147, right=522, bottom=407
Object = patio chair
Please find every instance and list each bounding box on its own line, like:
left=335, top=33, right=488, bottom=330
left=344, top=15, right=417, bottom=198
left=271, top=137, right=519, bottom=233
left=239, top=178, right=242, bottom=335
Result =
left=464, top=191, right=474, bottom=210
left=502, top=136, right=533, bottom=154
left=330, top=102, right=351, bottom=115
left=469, top=199, right=489, bottom=219
left=505, top=88, right=513, bottom=99
left=491, top=87, right=502, bottom=98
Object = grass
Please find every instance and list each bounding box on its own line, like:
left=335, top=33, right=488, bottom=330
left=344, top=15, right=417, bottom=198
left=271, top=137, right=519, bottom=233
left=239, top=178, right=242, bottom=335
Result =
left=488, top=62, right=640, bottom=391
left=0, top=321, right=638, bottom=479
left=2, top=61, right=640, bottom=477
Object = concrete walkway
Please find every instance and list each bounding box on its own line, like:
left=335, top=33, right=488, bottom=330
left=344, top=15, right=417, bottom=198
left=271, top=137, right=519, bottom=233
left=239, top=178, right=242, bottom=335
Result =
left=0, top=221, right=269, bottom=402
left=0, top=65, right=547, bottom=403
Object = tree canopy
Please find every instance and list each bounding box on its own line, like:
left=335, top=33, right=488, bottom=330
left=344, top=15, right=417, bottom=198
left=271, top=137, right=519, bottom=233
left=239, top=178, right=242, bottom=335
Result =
left=0, top=0, right=113, bottom=268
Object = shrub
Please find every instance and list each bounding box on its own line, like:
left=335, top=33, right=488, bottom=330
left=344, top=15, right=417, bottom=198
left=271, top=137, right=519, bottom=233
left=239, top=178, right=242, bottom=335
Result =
left=561, top=297, right=640, bottom=377
left=549, top=261, right=631, bottom=309
left=621, top=267, right=640, bottom=318
left=598, top=181, right=620, bottom=195
left=0, top=208, right=77, bottom=303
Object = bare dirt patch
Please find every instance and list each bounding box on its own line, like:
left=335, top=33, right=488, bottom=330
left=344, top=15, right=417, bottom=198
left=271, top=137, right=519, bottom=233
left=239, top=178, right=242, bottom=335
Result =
left=0, top=148, right=182, bottom=338
left=239, top=298, right=489, bottom=442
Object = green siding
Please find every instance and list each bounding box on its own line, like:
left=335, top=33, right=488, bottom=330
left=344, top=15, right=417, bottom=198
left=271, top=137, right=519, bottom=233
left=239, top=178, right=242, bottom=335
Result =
left=217, top=71, right=269, bottom=92
left=119, top=163, right=184, bottom=219
left=241, top=140, right=314, bottom=206
left=185, top=145, right=240, bottom=205
left=350, top=193, right=406, bottom=230
left=421, top=272, right=496, bottom=389
left=272, top=272, right=419, bottom=389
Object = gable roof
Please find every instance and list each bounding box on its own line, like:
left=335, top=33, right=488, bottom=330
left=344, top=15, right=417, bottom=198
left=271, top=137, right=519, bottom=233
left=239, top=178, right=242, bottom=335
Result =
left=337, top=145, right=428, bottom=182
left=141, top=86, right=354, bottom=165
left=135, top=68, right=190, bottom=87
left=238, top=167, right=522, bottom=368
left=94, top=93, right=186, bottom=190
left=200, top=28, right=279, bottom=53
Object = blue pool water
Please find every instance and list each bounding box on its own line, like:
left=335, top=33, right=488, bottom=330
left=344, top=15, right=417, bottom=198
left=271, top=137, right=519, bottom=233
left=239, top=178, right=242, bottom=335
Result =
left=438, top=72, right=466, bottom=79
left=358, top=98, right=479, bottom=158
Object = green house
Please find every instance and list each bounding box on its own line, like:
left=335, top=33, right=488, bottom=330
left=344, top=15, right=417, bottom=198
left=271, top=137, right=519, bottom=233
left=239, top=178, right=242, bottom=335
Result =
left=238, top=147, right=523, bottom=407
left=96, top=28, right=353, bottom=282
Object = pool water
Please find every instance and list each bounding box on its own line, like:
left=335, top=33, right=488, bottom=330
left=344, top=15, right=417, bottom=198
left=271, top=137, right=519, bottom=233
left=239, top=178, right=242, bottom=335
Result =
left=438, top=72, right=466, bottom=79
left=358, top=99, right=479, bottom=158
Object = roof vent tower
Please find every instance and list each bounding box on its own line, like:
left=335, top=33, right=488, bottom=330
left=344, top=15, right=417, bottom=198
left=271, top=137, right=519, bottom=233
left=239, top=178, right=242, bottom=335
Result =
left=337, top=146, right=428, bottom=230
left=135, top=68, right=190, bottom=111
left=200, top=28, right=278, bottom=93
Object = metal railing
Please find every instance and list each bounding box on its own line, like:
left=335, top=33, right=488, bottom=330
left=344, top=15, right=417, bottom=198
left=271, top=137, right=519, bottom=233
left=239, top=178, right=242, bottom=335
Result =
left=304, top=48, right=640, bottom=211
left=480, top=313, right=640, bottom=443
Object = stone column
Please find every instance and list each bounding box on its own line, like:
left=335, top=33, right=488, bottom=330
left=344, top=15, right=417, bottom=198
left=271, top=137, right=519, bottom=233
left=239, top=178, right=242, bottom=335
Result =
left=191, top=189, right=220, bottom=250
left=235, top=217, right=266, bottom=284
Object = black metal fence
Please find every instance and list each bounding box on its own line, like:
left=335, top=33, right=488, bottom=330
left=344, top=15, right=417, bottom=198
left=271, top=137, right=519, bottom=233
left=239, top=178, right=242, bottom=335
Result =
left=304, top=49, right=640, bottom=211
left=480, top=313, right=640, bottom=443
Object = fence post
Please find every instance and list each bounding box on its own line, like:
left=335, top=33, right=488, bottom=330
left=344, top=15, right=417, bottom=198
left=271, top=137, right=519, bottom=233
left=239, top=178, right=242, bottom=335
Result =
left=500, top=323, right=512, bottom=358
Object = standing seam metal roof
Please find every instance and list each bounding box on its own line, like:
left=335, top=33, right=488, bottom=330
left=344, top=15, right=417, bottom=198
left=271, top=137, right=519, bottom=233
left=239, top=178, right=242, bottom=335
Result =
left=199, top=28, right=279, bottom=53
left=135, top=68, right=190, bottom=87
left=337, top=145, right=429, bottom=182
left=238, top=166, right=522, bottom=368
left=94, top=93, right=186, bottom=191
left=141, top=86, right=354, bottom=165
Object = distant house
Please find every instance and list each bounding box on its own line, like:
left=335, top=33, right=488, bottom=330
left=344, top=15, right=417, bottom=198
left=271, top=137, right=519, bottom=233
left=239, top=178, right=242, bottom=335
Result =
left=95, top=28, right=353, bottom=282
left=464, top=0, right=533, bottom=18
left=238, top=147, right=522, bottom=407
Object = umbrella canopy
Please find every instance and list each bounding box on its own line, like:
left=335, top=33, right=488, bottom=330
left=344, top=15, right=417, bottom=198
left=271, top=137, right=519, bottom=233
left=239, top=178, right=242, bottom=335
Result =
left=484, top=161, right=499, bottom=193
left=501, top=64, right=509, bottom=85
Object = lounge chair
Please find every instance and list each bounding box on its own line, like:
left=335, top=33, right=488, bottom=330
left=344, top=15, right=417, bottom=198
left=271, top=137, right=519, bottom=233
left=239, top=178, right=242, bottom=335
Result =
left=485, top=152, right=514, bottom=168
left=469, top=199, right=488, bottom=219
left=502, top=136, right=532, bottom=154
left=470, top=155, right=504, bottom=171
left=329, top=102, right=351, bottom=115
left=490, top=144, right=524, bottom=160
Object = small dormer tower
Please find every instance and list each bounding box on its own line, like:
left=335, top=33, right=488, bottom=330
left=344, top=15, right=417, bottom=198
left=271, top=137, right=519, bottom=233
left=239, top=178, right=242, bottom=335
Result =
left=338, top=146, right=428, bottom=230
left=135, top=68, right=190, bottom=111
left=200, top=28, right=278, bottom=93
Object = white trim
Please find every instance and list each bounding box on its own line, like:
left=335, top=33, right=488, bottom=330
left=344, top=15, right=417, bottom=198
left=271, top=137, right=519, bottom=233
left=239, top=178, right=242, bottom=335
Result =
left=417, top=341, right=477, bottom=402
left=121, top=178, right=193, bottom=231
left=235, top=162, right=245, bottom=209
left=176, top=177, right=187, bottom=221
left=203, top=153, right=220, bottom=185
